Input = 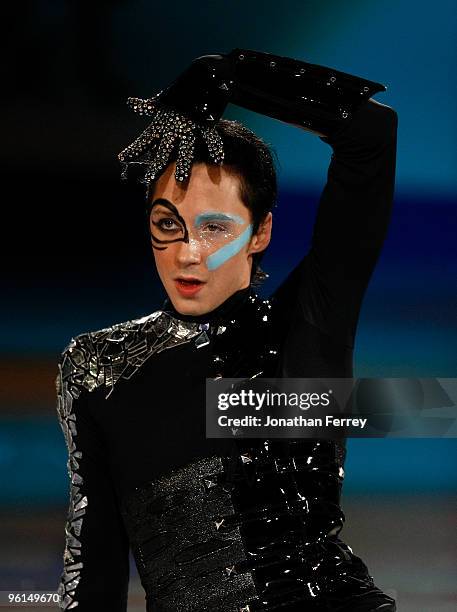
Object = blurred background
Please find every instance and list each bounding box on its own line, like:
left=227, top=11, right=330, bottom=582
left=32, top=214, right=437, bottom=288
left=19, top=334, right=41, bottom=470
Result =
left=1, top=1, right=456, bottom=610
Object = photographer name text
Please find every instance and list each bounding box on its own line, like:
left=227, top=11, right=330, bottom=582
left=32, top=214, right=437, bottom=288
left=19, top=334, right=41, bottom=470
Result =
left=217, top=415, right=367, bottom=428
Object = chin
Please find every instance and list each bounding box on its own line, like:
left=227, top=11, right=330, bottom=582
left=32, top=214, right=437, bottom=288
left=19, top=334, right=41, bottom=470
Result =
left=172, top=295, right=211, bottom=316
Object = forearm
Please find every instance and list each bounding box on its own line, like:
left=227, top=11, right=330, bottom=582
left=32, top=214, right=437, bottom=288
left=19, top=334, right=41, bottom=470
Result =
left=56, top=342, right=130, bottom=610
left=226, top=48, right=386, bottom=139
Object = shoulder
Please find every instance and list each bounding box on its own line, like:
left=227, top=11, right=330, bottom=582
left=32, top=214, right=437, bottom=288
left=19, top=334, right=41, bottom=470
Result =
left=57, top=310, right=167, bottom=396
left=57, top=308, right=203, bottom=397
left=60, top=310, right=167, bottom=357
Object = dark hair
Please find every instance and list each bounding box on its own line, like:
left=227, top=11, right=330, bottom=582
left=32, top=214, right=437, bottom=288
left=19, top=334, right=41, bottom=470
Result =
left=147, top=119, right=277, bottom=284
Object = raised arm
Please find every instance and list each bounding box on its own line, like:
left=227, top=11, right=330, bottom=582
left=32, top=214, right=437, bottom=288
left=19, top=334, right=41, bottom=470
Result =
left=303, top=99, right=397, bottom=344
left=272, top=98, right=397, bottom=363
left=116, top=48, right=397, bottom=368
left=220, top=50, right=397, bottom=365
left=56, top=337, right=130, bottom=610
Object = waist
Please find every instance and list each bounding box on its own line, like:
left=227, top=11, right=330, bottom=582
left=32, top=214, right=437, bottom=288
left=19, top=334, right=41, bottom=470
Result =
left=121, top=441, right=346, bottom=611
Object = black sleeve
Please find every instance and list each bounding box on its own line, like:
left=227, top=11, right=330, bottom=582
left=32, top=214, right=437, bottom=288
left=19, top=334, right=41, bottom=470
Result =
left=56, top=343, right=130, bottom=610
left=271, top=99, right=398, bottom=376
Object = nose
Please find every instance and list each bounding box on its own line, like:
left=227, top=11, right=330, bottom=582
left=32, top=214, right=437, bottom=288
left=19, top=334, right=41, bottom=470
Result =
left=175, top=237, right=203, bottom=266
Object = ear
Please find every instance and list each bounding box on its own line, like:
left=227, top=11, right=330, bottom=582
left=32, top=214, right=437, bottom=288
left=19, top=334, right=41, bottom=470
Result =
left=247, top=212, right=272, bottom=255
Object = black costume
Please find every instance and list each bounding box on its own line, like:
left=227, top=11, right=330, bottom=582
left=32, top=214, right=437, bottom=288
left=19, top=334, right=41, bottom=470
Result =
left=56, top=50, right=398, bottom=611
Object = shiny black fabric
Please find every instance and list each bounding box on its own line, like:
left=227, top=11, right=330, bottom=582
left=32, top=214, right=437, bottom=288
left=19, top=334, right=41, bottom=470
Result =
left=154, top=48, right=386, bottom=134
left=56, top=97, right=398, bottom=611
left=121, top=440, right=349, bottom=612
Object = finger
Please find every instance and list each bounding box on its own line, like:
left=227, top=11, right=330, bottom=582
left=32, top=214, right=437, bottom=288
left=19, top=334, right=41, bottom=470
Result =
left=200, top=126, right=225, bottom=165
left=118, top=122, right=158, bottom=162
left=175, top=129, right=196, bottom=182
left=144, top=130, right=177, bottom=183
left=126, top=97, right=158, bottom=116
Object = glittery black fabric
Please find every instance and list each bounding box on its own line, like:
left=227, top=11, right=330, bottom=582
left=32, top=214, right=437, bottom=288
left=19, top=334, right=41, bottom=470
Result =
left=121, top=433, right=396, bottom=611
left=121, top=439, right=350, bottom=612
left=121, top=457, right=257, bottom=612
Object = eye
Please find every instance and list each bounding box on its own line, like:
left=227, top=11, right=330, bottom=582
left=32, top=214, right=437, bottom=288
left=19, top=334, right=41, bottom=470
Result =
left=202, top=222, right=228, bottom=233
left=155, top=218, right=181, bottom=232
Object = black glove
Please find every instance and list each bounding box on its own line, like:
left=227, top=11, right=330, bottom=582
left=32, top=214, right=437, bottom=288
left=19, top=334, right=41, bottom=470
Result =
left=119, top=48, right=387, bottom=183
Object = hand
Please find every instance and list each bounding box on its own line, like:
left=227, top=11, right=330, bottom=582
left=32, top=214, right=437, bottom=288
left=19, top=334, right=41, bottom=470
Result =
left=156, top=54, right=235, bottom=124
left=118, top=54, right=234, bottom=183
left=118, top=103, right=224, bottom=183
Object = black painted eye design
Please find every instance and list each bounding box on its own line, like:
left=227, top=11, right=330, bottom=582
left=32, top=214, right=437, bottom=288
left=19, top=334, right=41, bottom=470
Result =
left=147, top=198, right=189, bottom=250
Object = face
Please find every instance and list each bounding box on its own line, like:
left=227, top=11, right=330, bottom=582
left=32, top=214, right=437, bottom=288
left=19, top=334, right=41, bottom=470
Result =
left=149, top=162, right=272, bottom=316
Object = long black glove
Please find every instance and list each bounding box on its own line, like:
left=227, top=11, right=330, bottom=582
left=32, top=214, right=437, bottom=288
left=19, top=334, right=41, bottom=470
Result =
left=119, top=48, right=387, bottom=183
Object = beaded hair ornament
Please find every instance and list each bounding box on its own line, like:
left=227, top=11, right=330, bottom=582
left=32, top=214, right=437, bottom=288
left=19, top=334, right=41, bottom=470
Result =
left=118, top=96, right=225, bottom=185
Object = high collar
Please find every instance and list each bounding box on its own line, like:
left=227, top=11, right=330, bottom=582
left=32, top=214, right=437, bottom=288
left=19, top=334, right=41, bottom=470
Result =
left=162, top=285, right=253, bottom=325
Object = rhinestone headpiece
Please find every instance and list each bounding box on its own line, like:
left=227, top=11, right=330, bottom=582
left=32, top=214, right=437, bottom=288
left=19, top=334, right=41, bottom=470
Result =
left=118, top=96, right=225, bottom=185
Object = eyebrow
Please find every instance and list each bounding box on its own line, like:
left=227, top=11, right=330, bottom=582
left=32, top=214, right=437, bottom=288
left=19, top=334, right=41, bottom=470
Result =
left=150, top=208, right=176, bottom=216
left=148, top=197, right=181, bottom=216
left=194, top=212, right=245, bottom=226
left=150, top=197, right=176, bottom=209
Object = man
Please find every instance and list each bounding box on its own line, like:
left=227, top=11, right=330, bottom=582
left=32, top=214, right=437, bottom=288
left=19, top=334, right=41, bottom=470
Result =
left=57, top=49, right=397, bottom=611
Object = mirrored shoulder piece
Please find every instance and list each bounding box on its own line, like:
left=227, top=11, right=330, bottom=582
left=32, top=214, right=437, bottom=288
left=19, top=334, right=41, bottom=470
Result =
left=58, top=311, right=206, bottom=400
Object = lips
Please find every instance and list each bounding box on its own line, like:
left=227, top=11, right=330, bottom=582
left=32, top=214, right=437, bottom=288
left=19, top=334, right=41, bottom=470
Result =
left=174, top=277, right=206, bottom=297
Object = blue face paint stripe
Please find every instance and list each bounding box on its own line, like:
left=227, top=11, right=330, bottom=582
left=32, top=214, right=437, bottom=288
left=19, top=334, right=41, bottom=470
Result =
left=194, top=212, right=245, bottom=226
left=206, top=224, right=253, bottom=271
